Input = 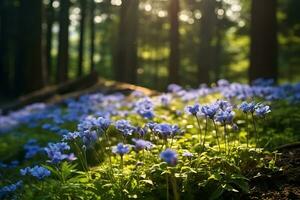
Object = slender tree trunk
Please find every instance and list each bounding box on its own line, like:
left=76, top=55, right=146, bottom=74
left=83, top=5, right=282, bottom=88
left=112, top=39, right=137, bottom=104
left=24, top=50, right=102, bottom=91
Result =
left=78, top=0, right=87, bottom=77
left=16, top=0, right=45, bottom=94
left=46, top=0, right=54, bottom=84
left=198, top=0, right=217, bottom=84
left=168, top=0, right=180, bottom=84
left=57, top=0, right=70, bottom=83
left=90, top=0, right=95, bottom=73
left=115, top=0, right=139, bottom=83
left=249, top=0, right=278, bottom=83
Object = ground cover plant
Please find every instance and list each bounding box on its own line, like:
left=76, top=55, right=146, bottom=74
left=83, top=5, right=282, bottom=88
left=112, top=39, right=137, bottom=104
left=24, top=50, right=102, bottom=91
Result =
left=0, top=79, right=300, bottom=200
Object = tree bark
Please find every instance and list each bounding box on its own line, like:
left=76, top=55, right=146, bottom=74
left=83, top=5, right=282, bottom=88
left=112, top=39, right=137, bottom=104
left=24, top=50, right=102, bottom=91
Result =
left=90, top=0, right=95, bottom=73
left=78, top=0, right=87, bottom=77
left=115, top=0, right=139, bottom=84
left=198, top=0, right=217, bottom=84
left=16, top=0, right=45, bottom=94
left=249, top=0, right=278, bottom=83
left=168, top=0, right=180, bottom=84
left=46, top=0, right=54, bottom=84
left=56, top=0, right=70, bottom=83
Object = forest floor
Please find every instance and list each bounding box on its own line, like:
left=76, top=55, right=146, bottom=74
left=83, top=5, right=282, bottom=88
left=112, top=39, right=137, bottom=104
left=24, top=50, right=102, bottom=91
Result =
left=1, top=81, right=300, bottom=199
left=248, top=145, right=300, bottom=200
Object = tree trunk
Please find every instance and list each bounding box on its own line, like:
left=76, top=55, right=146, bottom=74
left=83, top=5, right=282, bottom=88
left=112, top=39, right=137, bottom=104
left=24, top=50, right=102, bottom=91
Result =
left=56, top=0, right=70, bottom=83
left=90, top=0, right=95, bottom=73
left=46, top=0, right=54, bottom=84
left=168, top=0, right=180, bottom=84
left=198, top=0, right=217, bottom=84
left=249, top=0, right=278, bottom=83
left=16, top=0, right=45, bottom=94
left=78, top=0, right=87, bottom=77
left=115, top=0, right=139, bottom=84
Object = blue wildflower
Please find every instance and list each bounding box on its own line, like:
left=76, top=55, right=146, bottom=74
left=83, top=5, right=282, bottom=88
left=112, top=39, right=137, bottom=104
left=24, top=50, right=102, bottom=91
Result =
left=23, top=139, right=41, bottom=159
left=239, top=101, right=256, bottom=113
left=153, top=123, right=180, bottom=138
left=0, top=180, right=23, bottom=197
left=62, top=131, right=80, bottom=141
left=182, top=151, right=193, bottom=157
left=201, top=103, right=219, bottom=119
left=160, top=149, right=178, bottom=166
left=134, top=98, right=155, bottom=119
left=20, top=165, right=50, bottom=180
left=115, top=120, right=136, bottom=136
left=215, top=108, right=235, bottom=124
left=255, top=104, right=271, bottom=117
left=44, top=142, right=76, bottom=164
left=80, top=130, right=98, bottom=147
left=185, top=104, right=200, bottom=116
left=132, top=139, right=153, bottom=151
left=112, top=143, right=130, bottom=156
left=167, top=84, right=182, bottom=93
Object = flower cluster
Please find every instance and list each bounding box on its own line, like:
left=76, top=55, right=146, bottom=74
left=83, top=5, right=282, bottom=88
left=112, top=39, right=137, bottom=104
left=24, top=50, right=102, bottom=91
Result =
left=160, top=149, right=178, bottom=166
left=44, top=142, right=76, bottom=164
left=115, top=120, right=136, bottom=136
left=20, top=166, right=51, bottom=180
left=153, top=123, right=180, bottom=138
left=112, top=143, right=130, bottom=156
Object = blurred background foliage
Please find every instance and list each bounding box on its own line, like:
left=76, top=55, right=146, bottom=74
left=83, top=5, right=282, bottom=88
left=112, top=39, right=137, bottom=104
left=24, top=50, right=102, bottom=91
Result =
left=0, top=0, right=300, bottom=97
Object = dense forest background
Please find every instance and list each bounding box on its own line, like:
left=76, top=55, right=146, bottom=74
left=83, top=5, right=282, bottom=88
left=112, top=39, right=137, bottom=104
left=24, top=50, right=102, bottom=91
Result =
left=0, top=0, right=300, bottom=99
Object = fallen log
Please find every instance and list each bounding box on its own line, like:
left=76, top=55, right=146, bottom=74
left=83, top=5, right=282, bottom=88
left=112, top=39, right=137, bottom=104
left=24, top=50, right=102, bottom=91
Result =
left=0, top=72, right=99, bottom=114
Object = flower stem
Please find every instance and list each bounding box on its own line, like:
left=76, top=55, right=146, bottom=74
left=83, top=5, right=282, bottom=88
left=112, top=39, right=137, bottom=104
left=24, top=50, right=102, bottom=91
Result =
left=195, top=115, right=202, bottom=144
left=212, top=120, right=221, bottom=152
left=202, top=117, right=208, bottom=151
left=251, top=113, right=258, bottom=148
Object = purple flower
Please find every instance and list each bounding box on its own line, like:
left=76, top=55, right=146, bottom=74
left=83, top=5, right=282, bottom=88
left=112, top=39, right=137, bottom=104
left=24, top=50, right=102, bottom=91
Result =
left=112, top=143, right=130, bottom=156
left=80, top=130, right=98, bottom=147
left=185, top=104, right=200, bottom=116
left=215, top=108, right=235, bottom=124
left=153, top=123, right=180, bottom=138
left=182, top=151, right=193, bottom=157
left=255, top=104, right=271, bottom=117
left=167, top=84, right=182, bottom=93
left=160, top=149, right=178, bottom=166
left=216, top=100, right=231, bottom=111
left=132, top=139, right=153, bottom=151
left=134, top=98, right=155, bottom=119
left=62, top=131, right=80, bottom=141
left=44, top=142, right=76, bottom=164
left=115, top=120, right=136, bottom=136
left=94, top=117, right=111, bottom=131
left=201, top=103, right=219, bottom=119
left=239, top=102, right=256, bottom=113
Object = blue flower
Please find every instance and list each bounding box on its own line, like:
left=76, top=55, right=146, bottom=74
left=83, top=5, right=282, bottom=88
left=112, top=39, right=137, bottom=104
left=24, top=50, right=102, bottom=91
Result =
left=80, top=130, right=98, bottom=147
left=132, top=139, right=153, bottom=151
left=216, top=100, right=231, bottom=111
left=201, top=103, right=219, bottom=119
left=44, top=142, right=76, bottom=164
left=20, top=165, right=51, bottom=180
left=160, top=149, right=178, bottom=166
left=62, top=131, right=80, bottom=141
left=167, top=84, right=182, bottom=93
left=134, top=98, right=155, bottom=119
left=23, top=139, right=41, bottom=159
left=0, top=180, right=23, bottom=197
left=185, top=104, right=200, bottom=116
left=153, top=123, right=180, bottom=138
left=94, top=117, right=111, bottom=131
left=112, top=143, right=130, bottom=156
left=115, top=120, right=136, bottom=136
left=239, top=101, right=256, bottom=113
left=255, top=104, right=271, bottom=117
left=136, top=126, right=148, bottom=137
left=215, top=108, right=235, bottom=124
left=182, top=151, right=193, bottom=157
